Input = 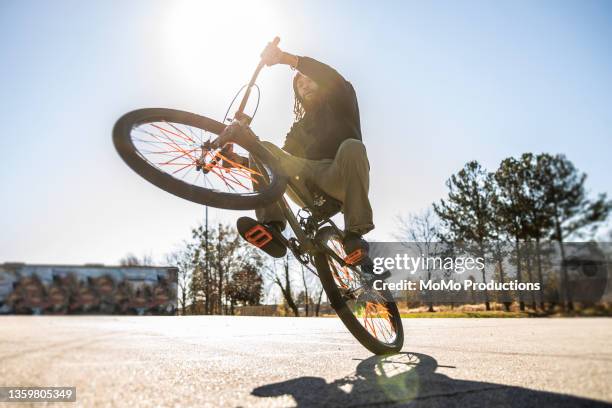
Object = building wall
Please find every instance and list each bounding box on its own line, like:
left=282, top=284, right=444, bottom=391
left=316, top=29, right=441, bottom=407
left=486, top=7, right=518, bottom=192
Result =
left=0, top=263, right=178, bottom=315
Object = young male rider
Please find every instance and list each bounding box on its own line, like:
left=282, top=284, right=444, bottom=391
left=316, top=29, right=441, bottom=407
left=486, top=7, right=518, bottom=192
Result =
left=221, top=41, right=374, bottom=264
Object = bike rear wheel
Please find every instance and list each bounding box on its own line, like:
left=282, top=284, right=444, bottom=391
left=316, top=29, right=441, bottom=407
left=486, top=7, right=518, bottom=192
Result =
left=314, top=227, right=404, bottom=355
left=113, top=108, right=287, bottom=210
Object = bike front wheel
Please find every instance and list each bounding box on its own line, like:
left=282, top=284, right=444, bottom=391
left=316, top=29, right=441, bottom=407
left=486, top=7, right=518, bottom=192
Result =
left=113, top=108, right=287, bottom=210
left=314, top=227, right=404, bottom=355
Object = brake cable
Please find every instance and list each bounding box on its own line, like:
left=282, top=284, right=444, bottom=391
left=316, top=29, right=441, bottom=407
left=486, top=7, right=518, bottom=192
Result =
left=222, top=83, right=261, bottom=124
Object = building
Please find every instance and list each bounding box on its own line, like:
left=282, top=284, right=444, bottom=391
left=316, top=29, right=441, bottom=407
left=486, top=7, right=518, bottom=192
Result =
left=0, top=263, right=178, bottom=315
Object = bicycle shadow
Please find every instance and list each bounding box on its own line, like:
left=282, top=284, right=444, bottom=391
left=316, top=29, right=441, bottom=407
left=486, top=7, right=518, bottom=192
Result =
left=251, top=352, right=609, bottom=407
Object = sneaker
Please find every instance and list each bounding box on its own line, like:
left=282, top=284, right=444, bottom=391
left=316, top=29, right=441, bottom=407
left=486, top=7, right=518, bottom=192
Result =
left=343, top=231, right=369, bottom=265
left=237, top=217, right=287, bottom=258
left=265, top=220, right=285, bottom=234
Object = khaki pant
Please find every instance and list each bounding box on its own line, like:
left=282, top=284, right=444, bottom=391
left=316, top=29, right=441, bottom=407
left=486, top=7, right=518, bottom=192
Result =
left=253, top=138, right=374, bottom=235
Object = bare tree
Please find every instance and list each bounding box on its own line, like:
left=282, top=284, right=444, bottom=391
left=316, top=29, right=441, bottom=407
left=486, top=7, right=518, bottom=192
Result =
left=119, top=252, right=154, bottom=266
left=395, top=207, right=442, bottom=312
left=314, top=287, right=325, bottom=316
left=165, top=247, right=193, bottom=315
left=225, top=264, right=263, bottom=314
left=263, top=255, right=300, bottom=316
left=300, top=266, right=310, bottom=316
left=167, top=222, right=265, bottom=315
left=299, top=265, right=324, bottom=317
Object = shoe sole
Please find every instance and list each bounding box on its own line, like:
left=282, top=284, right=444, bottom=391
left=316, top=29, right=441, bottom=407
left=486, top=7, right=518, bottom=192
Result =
left=237, top=217, right=287, bottom=258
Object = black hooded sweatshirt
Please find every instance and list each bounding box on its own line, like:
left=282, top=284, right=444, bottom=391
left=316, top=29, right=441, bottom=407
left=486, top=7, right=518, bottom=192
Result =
left=282, top=56, right=362, bottom=160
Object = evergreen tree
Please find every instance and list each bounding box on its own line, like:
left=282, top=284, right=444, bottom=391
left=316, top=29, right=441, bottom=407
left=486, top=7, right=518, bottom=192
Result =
left=494, top=157, right=531, bottom=311
left=536, top=154, right=611, bottom=310
left=434, top=161, right=496, bottom=310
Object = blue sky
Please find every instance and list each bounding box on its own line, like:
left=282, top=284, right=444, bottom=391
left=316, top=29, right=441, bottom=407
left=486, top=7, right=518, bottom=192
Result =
left=1, top=0, right=610, bottom=264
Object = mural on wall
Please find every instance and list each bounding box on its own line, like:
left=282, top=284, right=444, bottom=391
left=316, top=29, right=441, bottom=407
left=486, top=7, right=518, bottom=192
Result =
left=0, top=264, right=178, bottom=315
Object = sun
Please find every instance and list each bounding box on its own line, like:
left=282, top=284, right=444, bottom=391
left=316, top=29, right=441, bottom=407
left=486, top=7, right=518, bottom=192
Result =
left=161, top=0, right=283, bottom=85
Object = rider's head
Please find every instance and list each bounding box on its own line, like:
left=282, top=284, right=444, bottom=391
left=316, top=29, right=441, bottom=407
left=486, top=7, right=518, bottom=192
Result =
left=292, top=73, right=320, bottom=121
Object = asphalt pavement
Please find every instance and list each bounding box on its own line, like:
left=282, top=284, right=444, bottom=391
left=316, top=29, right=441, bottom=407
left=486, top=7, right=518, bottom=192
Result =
left=0, top=316, right=611, bottom=407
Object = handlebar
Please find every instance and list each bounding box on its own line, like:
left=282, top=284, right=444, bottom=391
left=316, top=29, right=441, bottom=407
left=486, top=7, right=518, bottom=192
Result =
left=234, top=36, right=280, bottom=123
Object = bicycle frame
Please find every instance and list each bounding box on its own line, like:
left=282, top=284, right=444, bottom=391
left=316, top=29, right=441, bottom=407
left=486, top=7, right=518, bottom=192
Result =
left=251, top=154, right=344, bottom=267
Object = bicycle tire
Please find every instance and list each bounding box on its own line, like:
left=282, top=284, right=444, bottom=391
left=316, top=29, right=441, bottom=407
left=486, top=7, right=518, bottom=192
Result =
left=314, top=226, right=404, bottom=355
left=113, top=108, right=288, bottom=210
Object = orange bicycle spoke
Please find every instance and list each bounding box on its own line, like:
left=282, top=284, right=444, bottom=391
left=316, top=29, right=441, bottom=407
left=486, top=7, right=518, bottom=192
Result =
left=204, top=162, right=256, bottom=184
left=330, top=239, right=355, bottom=284
left=202, top=151, right=260, bottom=185
left=145, top=148, right=197, bottom=155
left=331, top=268, right=349, bottom=289
left=152, top=123, right=194, bottom=144
left=366, top=302, right=394, bottom=342
left=363, top=305, right=378, bottom=338
left=171, top=162, right=196, bottom=174
left=329, top=260, right=346, bottom=286
left=377, top=319, right=394, bottom=342
left=227, top=168, right=259, bottom=183
left=207, top=166, right=233, bottom=190
left=133, top=135, right=191, bottom=151
left=214, top=151, right=263, bottom=177
left=376, top=318, right=394, bottom=343
left=211, top=161, right=259, bottom=183
left=208, top=166, right=243, bottom=191
left=145, top=127, right=193, bottom=156
left=220, top=169, right=250, bottom=190
left=156, top=162, right=192, bottom=165
left=219, top=172, right=250, bottom=190
left=164, top=121, right=197, bottom=144
left=159, top=148, right=199, bottom=165
left=149, top=128, right=193, bottom=156
left=342, top=265, right=354, bottom=282
left=371, top=302, right=390, bottom=320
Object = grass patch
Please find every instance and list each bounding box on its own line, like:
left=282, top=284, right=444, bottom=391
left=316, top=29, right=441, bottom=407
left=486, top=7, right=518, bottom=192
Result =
left=400, top=310, right=529, bottom=318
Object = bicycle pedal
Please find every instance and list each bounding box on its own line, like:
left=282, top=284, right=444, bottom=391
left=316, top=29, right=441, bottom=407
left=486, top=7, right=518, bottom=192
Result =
left=237, top=217, right=287, bottom=258
left=245, top=224, right=273, bottom=248
left=344, top=248, right=366, bottom=265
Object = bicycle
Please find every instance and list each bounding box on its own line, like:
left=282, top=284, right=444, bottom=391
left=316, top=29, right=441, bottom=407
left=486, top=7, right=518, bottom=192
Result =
left=113, top=37, right=404, bottom=354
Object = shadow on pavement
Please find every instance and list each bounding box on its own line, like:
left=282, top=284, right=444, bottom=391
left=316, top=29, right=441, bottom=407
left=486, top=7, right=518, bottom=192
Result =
left=251, top=352, right=610, bottom=407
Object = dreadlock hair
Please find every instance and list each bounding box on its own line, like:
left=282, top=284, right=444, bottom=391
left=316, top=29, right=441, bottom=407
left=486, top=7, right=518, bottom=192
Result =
left=292, top=72, right=306, bottom=122
left=293, top=97, right=305, bottom=122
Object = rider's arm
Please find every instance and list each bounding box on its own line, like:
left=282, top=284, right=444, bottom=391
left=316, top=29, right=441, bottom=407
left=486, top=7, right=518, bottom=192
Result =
left=283, top=53, right=358, bottom=118
left=279, top=52, right=299, bottom=69
left=280, top=52, right=345, bottom=93
left=288, top=54, right=343, bottom=90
